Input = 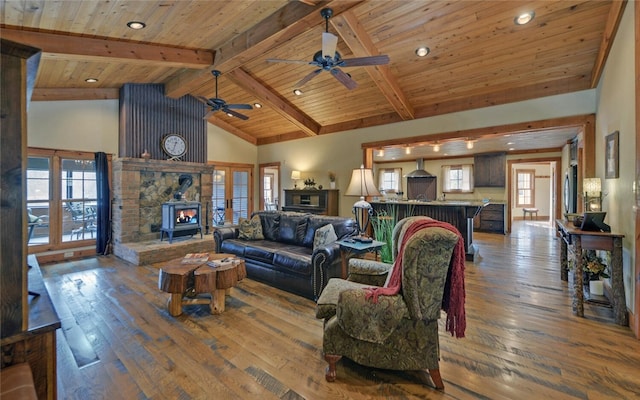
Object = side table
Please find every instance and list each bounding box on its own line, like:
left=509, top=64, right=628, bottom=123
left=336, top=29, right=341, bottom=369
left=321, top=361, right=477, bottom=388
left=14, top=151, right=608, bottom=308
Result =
left=555, top=219, right=627, bottom=326
left=336, top=239, right=385, bottom=279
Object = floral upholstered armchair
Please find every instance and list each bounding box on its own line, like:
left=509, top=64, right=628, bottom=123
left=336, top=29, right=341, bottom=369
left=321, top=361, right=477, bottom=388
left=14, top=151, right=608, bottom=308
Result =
left=315, top=216, right=465, bottom=391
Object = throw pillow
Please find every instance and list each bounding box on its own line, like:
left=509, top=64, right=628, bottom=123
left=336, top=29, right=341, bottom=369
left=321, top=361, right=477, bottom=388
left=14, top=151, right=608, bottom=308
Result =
left=238, top=215, right=264, bottom=240
left=313, top=224, right=338, bottom=250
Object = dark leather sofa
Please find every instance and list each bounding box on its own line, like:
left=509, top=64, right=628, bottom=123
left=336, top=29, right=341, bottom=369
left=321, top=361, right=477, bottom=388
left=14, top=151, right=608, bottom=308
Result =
left=213, top=211, right=357, bottom=300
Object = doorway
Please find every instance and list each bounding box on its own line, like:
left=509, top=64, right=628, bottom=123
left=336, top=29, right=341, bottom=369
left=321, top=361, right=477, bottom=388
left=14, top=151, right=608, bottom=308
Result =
left=259, top=162, right=281, bottom=211
left=507, top=158, right=561, bottom=232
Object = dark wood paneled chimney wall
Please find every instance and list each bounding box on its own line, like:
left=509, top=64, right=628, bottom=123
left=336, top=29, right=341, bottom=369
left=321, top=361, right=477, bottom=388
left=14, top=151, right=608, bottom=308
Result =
left=119, top=83, right=206, bottom=163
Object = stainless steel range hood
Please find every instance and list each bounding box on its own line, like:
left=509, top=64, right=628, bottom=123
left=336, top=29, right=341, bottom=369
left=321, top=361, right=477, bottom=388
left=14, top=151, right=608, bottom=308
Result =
left=405, top=158, right=434, bottom=177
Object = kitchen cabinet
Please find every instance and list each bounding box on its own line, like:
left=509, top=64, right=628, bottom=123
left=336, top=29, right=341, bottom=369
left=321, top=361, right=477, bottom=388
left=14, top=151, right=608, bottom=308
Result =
left=474, top=203, right=505, bottom=233
left=474, top=152, right=506, bottom=187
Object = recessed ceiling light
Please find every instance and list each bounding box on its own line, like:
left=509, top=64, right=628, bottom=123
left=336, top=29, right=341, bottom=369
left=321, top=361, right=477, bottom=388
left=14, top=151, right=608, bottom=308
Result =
left=507, top=142, right=514, bottom=145
left=415, top=47, right=430, bottom=57
left=85, top=78, right=98, bottom=83
left=293, top=89, right=303, bottom=96
left=514, top=11, right=535, bottom=25
left=254, top=103, right=262, bottom=108
left=127, top=21, right=146, bottom=30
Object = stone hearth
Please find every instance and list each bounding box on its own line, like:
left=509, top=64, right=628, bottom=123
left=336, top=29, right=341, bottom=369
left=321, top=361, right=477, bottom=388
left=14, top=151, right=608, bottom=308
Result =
left=116, top=236, right=215, bottom=266
left=112, top=158, right=216, bottom=265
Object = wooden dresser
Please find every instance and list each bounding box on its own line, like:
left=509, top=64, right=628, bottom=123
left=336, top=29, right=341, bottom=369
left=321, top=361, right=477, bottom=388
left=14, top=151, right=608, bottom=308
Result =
left=282, top=189, right=339, bottom=215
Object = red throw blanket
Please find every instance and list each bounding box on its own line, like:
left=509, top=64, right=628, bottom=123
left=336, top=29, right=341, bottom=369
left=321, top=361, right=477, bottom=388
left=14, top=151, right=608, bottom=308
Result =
left=364, top=219, right=466, bottom=338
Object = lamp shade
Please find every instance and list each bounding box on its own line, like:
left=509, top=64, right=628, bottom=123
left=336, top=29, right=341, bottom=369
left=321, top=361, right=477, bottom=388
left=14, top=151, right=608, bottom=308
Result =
left=291, top=170, right=301, bottom=180
left=583, top=178, right=601, bottom=195
left=345, top=166, right=380, bottom=198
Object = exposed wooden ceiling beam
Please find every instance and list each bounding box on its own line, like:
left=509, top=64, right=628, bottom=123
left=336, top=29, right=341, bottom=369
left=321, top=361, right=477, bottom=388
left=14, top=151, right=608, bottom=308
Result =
left=32, top=88, right=119, bottom=101
left=164, top=1, right=363, bottom=99
left=0, top=28, right=213, bottom=69
left=320, top=112, right=403, bottom=135
left=330, top=11, right=414, bottom=120
left=361, top=114, right=594, bottom=149
left=590, top=0, right=627, bottom=87
left=207, top=117, right=258, bottom=145
left=257, top=131, right=310, bottom=146
left=226, top=68, right=320, bottom=137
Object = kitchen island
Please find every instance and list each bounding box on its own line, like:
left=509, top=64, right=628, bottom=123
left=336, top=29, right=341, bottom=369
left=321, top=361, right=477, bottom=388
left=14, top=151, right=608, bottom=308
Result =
left=371, top=200, right=487, bottom=261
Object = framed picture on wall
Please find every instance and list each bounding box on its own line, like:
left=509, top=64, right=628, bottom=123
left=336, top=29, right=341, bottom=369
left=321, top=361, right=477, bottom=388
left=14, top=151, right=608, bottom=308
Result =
left=605, top=131, right=619, bottom=179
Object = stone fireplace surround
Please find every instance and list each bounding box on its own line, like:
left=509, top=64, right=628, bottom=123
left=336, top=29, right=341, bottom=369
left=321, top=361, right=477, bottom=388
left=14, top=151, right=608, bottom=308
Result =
left=112, top=158, right=216, bottom=265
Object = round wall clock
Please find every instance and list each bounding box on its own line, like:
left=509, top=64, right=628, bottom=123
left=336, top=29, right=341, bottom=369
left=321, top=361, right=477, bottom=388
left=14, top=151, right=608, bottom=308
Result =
left=161, top=134, right=187, bottom=158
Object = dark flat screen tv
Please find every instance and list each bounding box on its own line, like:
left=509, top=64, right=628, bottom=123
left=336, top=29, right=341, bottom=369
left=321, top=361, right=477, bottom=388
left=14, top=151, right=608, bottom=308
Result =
left=580, top=211, right=610, bottom=232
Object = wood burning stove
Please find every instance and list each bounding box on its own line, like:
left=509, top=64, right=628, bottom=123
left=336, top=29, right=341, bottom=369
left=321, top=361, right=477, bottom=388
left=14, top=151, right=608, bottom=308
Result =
left=160, top=201, right=203, bottom=243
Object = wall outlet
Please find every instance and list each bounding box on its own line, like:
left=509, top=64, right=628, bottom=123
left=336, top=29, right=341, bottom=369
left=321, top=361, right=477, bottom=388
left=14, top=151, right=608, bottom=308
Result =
left=63, top=251, right=74, bottom=258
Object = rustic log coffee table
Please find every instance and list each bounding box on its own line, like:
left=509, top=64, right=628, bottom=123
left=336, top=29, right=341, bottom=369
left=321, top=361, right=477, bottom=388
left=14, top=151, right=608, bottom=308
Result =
left=158, top=253, right=246, bottom=316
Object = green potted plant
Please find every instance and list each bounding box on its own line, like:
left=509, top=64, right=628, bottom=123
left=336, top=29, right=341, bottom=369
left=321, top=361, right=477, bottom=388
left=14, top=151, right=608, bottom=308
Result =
left=583, top=250, right=608, bottom=295
left=371, top=206, right=397, bottom=263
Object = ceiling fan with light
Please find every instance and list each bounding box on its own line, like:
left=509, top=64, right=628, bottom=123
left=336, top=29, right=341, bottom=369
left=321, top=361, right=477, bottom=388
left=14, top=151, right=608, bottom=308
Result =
left=266, top=7, right=390, bottom=90
left=196, top=70, right=252, bottom=120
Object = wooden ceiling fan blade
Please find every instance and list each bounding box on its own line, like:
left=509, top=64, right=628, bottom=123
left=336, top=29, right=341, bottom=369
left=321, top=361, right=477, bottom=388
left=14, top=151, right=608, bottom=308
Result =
left=196, top=95, right=210, bottom=105
left=226, top=104, right=253, bottom=110
left=331, top=68, right=358, bottom=90
left=322, top=32, right=338, bottom=59
left=341, top=55, right=390, bottom=67
left=266, top=58, right=309, bottom=64
left=224, top=108, right=249, bottom=120
left=203, top=109, right=216, bottom=119
left=295, top=69, right=322, bottom=87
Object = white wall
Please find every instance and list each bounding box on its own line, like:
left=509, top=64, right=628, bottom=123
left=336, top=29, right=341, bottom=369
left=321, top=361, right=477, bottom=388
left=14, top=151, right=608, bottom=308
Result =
left=207, top=124, right=257, bottom=163
left=28, top=100, right=119, bottom=153
left=594, top=1, right=636, bottom=311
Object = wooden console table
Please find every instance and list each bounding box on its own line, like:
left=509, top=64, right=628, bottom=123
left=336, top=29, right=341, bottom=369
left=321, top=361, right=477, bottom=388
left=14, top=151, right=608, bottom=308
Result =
left=1, top=255, right=61, bottom=399
left=555, top=219, right=627, bottom=326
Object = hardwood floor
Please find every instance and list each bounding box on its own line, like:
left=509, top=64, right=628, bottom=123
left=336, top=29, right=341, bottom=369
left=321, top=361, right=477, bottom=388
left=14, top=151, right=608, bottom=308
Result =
left=41, top=220, right=640, bottom=399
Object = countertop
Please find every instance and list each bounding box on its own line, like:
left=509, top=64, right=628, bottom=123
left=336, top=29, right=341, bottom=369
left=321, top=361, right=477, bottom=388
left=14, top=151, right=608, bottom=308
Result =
left=371, top=199, right=488, bottom=207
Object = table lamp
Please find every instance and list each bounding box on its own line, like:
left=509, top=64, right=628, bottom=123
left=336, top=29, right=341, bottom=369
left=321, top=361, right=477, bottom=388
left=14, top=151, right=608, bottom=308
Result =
left=291, top=170, right=301, bottom=188
left=345, top=165, right=381, bottom=242
left=583, top=177, right=602, bottom=211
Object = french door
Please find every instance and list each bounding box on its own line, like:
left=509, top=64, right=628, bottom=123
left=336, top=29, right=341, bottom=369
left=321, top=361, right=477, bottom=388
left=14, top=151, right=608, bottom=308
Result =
left=27, top=148, right=98, bottom=251
left=211, top=164, right=253, bottom=225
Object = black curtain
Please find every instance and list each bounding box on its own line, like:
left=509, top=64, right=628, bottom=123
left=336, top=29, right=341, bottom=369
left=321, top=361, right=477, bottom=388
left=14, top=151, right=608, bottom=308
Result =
left=95, top=152, right=111, bottom=254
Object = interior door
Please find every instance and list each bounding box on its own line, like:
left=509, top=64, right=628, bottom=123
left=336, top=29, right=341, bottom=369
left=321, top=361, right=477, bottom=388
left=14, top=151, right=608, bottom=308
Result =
left=212, top=165, right=252, bottom=225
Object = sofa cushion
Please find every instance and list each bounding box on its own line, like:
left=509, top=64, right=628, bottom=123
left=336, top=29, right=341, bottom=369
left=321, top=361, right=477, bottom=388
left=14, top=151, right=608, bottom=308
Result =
left=277, top=213, right=308, bottom=245
left=238, top=215, right=264, bottom=240
left=243, top=241, right=277, bottom=264
left=314, top=224, right=337, bottom=250
left=254, top=211, right=280, bottom=241
left=303, top=215, right=357, bottom=247
left=220, top=239, right=247, bottom=257
left=273, top=249, right=313, bottom=276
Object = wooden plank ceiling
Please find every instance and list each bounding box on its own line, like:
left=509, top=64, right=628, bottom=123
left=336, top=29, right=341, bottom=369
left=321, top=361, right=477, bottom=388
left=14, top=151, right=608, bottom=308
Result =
left=0, top=0, right=625, bottom=158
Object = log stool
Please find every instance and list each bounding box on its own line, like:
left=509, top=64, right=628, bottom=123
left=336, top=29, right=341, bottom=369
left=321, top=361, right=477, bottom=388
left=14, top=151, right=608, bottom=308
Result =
left=158, top=253, right=246, bottom=316
left=523, top=208, right=538, bottom=220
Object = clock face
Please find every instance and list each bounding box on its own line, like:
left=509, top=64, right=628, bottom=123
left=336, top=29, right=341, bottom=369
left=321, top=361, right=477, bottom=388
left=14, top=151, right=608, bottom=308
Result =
left=162, top=134, right=187, bottom=158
